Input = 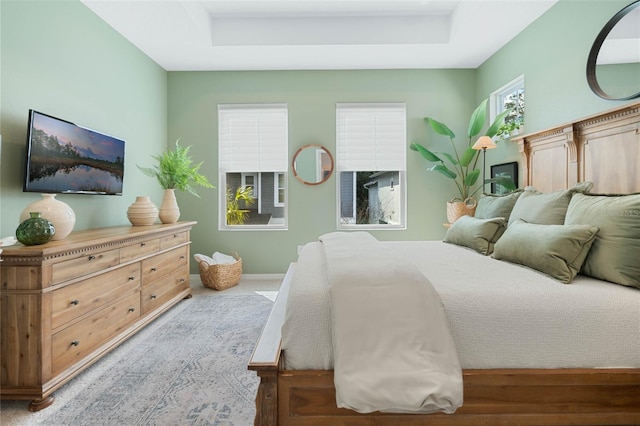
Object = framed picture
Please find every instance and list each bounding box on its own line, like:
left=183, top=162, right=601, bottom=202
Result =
left=490, top=161, right=518, bottom=195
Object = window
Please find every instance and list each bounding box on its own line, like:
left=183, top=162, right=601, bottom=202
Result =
left=274, top=172, right=285, bottom=207
left=490, top=75, right=525, bottom=140
left=336, top=103, right=407, bottom=229
left=218, top=104, right=288, bottom=230
left=241, top=173, right=257, bottom=198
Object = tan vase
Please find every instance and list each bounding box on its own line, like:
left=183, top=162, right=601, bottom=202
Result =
left=20, top=194, right=76, bottom=240
left=127, top=196, right=159, bottom=226
left=159, top=189, right=180, bottom=224
left=446, top=197, right=477, bottom=224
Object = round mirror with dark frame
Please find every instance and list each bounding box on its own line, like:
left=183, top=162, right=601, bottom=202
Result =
left=292, top=144, right=334, bottom=186
left=586, top=0, right=640, bottom=100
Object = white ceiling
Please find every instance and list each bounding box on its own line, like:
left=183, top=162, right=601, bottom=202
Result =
left=81, top=0, right=558, bottom=71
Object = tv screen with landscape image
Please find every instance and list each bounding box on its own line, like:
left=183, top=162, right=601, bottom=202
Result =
left=24, top=110, right=125, bottom=195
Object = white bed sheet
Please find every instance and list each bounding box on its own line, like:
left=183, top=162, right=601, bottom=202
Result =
left=281, top=240, right=640, bottom=370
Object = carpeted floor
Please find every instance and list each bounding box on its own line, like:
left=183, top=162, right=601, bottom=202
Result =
left=1, top=277, right=281, bottom=426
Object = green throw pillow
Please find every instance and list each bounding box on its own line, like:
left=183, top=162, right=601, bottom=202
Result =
left=564, top=193, right=640, bottom=289
left=492, top=219, right=599, bottom=283
left=475, top=190, right=523, bottom=222
left=444, top=216, right=507, bottom=255
left=507, top=182, right=593, bottom=227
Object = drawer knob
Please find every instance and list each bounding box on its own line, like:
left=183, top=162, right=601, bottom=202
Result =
left=179, top=279, right=185, bottom=283
left=180, top=256, right=185, bottom=260
left=128, top=276, right=135, bottom=281
left=70, top=340, right=80, bottom=347
left=87, top=255, right=96, bottom=261
left=141, top=242, right=146, bottom=247
left=150, top=267, right=157, bottom=272
left=151, top=294, right=157, bottom=300
left=70, top=299, right=79, bottom=306
left=128, top=308, right=135, bottom=313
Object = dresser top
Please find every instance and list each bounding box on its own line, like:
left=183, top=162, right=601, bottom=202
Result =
left=0, top=221, right=196, bottom=261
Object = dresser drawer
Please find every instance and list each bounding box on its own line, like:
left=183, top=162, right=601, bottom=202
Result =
left=51, top=291, right=140, bottom=375
left=52, top=249, right=120, bottom=284
left=51, top=264, right=141, bottom=330
left=120, top=238, right=160, bottom=263
left=141, top=246, right=188, bottom=285
left=141, top=270, right=189, bottom=315
left=160, top=231, right=188, bottom=250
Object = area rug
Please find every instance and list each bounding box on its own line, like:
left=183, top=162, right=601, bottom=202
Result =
left=1, top=293, right=273, bottom=426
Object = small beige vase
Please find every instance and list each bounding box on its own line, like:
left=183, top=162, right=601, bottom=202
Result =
left=159, top=189, right=180, bottom=224
left=127, top=196, right=159, bottom=226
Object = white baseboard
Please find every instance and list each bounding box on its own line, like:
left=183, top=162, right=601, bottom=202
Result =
left=190, top=273, right=285, bottom=282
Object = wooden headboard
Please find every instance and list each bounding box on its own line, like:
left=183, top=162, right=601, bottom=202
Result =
left=512, top=101, right=640, bottom=194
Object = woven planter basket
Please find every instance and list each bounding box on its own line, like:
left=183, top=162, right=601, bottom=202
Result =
left=198, top=253, right=242, bottom=291
left=446, top=197, right=477, bottom=224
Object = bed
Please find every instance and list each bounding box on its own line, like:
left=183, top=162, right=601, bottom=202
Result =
left=248, top=101, right=640, bottom=425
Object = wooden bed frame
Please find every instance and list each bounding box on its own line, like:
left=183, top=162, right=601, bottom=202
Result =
left=248, top=101, right=640, bottom=425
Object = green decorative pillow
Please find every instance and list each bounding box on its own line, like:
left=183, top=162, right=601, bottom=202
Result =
left=492, top=219, right=599, bottom=283
left=475, top=190, right=523, bottom=221
left=444, top=216, right=507, bottom=255
left=564, top=193, right=640, bottom=289
left=507, top=182, right=593, bottom=227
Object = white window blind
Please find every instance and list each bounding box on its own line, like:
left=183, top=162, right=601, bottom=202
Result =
left=218, top=104, right=288, bottom=172
left=336, top=103, right=407, bottom=171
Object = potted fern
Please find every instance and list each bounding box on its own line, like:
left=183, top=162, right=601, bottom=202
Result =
left=410, top=98, right=513, bottom=222
left=138, top=140, right=215, bottom=223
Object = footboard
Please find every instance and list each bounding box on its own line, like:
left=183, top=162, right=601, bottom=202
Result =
left=249, top=263, right=640, bottom=425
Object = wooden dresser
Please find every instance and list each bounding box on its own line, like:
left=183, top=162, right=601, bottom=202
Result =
left=0, top=221, right=196, bottom=411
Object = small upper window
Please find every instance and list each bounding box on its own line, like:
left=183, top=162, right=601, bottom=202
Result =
left=335, top=103, right=407, bottom=230
left=218, top=104, right=288, bottom=230
left=490, top=75, right=525, bottom=140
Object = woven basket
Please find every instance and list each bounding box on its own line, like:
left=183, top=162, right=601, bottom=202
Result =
left=446, top=197, right=477, bottom=224
left=198, top=253, right=242, bottom=291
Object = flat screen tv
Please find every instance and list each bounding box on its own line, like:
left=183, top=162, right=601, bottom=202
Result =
left=24, top=110, right=125, bottom=195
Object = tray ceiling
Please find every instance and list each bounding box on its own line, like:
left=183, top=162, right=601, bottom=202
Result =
left=81, top=0, right=558, bottom=71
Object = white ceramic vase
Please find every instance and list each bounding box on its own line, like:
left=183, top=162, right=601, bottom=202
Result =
left=159, top=189, right=180, bottom=224
left=20, top=194, right=76, bottom=240
left=127, top=196, right=159, bottom=226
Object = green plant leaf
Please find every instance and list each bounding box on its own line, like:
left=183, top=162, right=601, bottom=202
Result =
left=426, top=117, right=455, bottom=138
left=464, top=168, right=480, bottom=187
left=410, top=142, right=442, bottom=163
left=137, top=139, right=215, bottom=197
left=438, top=152, right=459, bottom=165
left=459, top=147, right=478, bottom=167
left=485, top=177, right=517, bottom=192
left=467, top=99, right=488, bottom=138
left=486, top=108, right=512, bottom=138
left=428, top=164, right=457, bottom=179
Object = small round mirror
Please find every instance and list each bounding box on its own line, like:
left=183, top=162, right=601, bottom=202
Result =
left=292, top=144, right=334, bottom=185
left=586, top=1, right=640, bottom=100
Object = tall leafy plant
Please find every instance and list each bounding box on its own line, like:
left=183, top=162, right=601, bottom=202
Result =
left=410, top=99, right=511, bottom=200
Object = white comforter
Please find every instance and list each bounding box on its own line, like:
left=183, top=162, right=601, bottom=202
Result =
left=282, top=241, right=640, bottom=371
left=319, top=232, right=463, bottom=414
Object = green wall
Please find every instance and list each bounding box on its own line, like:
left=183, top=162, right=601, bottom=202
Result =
left=475, top=0, right=636, bottom=175
left=1, top=0, right=636, bottom=275
left=168, top=70, right=476, bottom=273
left=0, top=0, right=167, bottom=239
